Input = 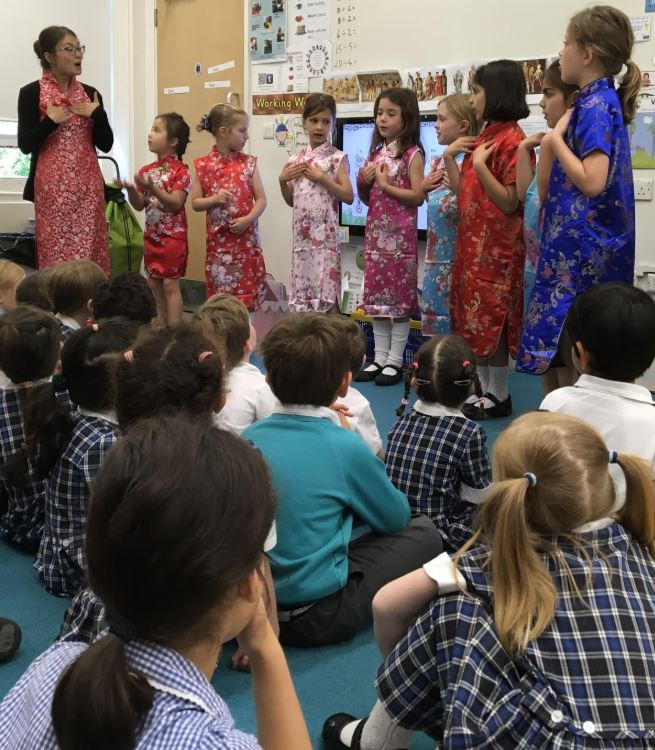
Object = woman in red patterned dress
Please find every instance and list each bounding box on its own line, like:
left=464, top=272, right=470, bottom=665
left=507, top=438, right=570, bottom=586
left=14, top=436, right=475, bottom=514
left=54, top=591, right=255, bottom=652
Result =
left=444, top=60, right=530, bottom=420
left=17, top=27, right=113, bottom=274
left=192, top=105, right=267, bottom=311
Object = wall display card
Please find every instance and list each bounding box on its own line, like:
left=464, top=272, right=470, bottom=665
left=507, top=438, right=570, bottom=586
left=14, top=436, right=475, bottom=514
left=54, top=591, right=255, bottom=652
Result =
left=323, top=73, right=360, bottom=103
left=163, top=86, right=190, bottom=95
left=290, top=0, right=331, bottom=45
left=333, top=0, right=360, bottom=71
left=442, top=61, right=486, bottom=96
left=638, top=70, right=655, bottom=112
left=303, top=38, right=332, bottom=77
left=253, top=67, right=281, bottom=93
left=630, top=112, right=655, bottom=168
left=357, top=71, right=402, bottom=103
left=204, top=80, right=231, bottom=89
left=516, top=58, right=548, bottom=104
left=252, top=93, right=309, bottom=115
left=261, top=115, right=310, bottom=155
left=208, top=60, right=235, bottom=74
left=250, top=0, right=287, bottom=63
left=647, top=0, right=655, bottom=12
left=631, top=15, right=652, bottom=42
left=405, top=68, right=449, bottom=103
left=284, top=48, right=308, bottom=92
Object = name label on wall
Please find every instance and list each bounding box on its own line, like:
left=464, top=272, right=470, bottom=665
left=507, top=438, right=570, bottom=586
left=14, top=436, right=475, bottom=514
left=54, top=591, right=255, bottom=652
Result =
left=252, top=93, right=309, bottom=114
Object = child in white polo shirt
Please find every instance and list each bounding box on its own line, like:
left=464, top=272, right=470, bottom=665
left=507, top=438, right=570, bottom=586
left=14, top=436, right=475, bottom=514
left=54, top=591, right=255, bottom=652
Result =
left=541, top=282, right=655, bottom=477
left=192, top=293, right=277, bottom=435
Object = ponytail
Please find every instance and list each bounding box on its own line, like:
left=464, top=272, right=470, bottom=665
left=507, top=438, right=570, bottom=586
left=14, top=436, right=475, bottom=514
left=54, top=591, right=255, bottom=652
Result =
left=396, top=362, right=417, bottom=416
left=615, top=454, right=655, bottom=558
left=52, top=634, right=154, bottom=750
left=3, top=384, right=73, bottom=488
left=618, top=60, right=642, bottom=124
left=462, top=478, right=557, bottom=657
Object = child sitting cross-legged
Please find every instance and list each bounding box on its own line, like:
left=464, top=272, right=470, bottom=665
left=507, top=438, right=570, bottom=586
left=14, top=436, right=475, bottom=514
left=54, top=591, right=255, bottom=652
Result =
left=243, top=312, right=442, bottom=647
left=192, top=293, right=277, bottom=435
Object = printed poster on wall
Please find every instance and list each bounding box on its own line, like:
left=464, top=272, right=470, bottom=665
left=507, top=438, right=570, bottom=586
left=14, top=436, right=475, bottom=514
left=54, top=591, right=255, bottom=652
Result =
left=290, top=0, right=331, bottom=45
left=250, top=0, right=287, bottom=64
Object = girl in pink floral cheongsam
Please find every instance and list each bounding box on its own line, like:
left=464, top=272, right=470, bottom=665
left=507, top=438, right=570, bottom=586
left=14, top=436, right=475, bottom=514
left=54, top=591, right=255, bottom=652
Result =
left=192, top=105, right=267, bottom=312
left=356, top=88, right=425, bottom=386
left=279, top=94, right=354, bottom=312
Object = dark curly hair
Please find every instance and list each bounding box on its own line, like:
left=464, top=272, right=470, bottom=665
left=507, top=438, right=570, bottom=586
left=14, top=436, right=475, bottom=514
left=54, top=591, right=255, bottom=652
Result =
left=92, top=273, right=156, bottom=326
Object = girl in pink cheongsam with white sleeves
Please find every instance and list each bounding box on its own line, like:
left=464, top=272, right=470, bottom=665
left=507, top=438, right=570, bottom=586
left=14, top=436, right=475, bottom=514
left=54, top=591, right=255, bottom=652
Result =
left=192, top=105, right=267, bottom=312
left=279, top=94, right=354, bottom=312
left=355, top=88, right=425, bottom=386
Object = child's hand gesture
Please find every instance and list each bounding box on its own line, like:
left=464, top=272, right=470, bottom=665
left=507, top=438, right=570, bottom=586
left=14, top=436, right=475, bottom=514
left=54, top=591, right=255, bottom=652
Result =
left=279, top=162, right=305, bottom=183
left=472, top=140, right=497, bottom=170
left=70, top=91, right=101, bottom=119
left=521, top=132, right=546, bottom=151
left=362, top=163, right=377, bottom=184
left=214, top=188, right=233, bottom=205
left=553, top=109, right=573, bottom=138
left=444, top=136, right=477, bottom=159
left=422, top=165, right=446, bottom=193
left=229, top=215, right=251, bottom=234
left=303, top=161, right=326, bottom=184
left=115, top=178, right=137, bottom=191
left=374, top=162, right=389, bottom=189
left=134, top=172, right=153, bottom=191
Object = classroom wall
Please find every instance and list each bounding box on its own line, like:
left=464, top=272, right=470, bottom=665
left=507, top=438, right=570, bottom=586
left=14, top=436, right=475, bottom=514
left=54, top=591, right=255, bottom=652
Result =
left=247, top=0, right=655, bottom=285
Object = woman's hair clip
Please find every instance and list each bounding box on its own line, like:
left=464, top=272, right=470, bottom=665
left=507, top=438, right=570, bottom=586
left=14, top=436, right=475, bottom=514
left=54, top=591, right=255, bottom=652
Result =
left=199, top=113, right=211, bottom=132
left=198, top=351, right=213, bottom=364
left=123, top=350, right=134, bottom=364
left=608, top=450, right=619, bottom=464
left=523, top=472, right=538, bottom=488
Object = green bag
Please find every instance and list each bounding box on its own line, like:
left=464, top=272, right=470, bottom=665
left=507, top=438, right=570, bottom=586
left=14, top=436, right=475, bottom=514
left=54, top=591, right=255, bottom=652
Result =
left=104, top=184, right=144, bottom=275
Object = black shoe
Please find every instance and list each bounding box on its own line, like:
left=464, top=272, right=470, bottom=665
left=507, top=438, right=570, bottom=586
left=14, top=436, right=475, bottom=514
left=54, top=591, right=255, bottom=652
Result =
left=322, top=714, right=366, bottom=749
left=374, top=364, right=404, bottom=386
left=0, top=618, right=21, bottom=663
left=461, top=393, right=512, bottom=420
left=354, top=362, right=383, bottom=383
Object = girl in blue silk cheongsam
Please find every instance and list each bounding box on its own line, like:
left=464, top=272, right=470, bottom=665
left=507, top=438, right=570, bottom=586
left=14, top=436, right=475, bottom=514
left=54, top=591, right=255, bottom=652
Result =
left=517, top=5, right=639, bottom=394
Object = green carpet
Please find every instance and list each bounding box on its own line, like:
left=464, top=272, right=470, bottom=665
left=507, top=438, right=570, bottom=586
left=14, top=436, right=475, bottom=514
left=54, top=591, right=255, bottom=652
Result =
left=0, top=371, right=543, bottom=749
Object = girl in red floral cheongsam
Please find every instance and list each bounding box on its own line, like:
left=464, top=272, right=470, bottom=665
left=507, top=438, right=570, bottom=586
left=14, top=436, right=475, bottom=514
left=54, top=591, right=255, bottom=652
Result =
left=444, top=60, right=530, bottom=420
left=120, top=113, right=191, bottom=325
left=192, top=105, right=267, bottom=312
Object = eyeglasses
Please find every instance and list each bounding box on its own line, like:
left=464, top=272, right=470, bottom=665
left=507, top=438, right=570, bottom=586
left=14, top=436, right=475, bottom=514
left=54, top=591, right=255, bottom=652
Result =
left=58, top=45, right=86, bottom=55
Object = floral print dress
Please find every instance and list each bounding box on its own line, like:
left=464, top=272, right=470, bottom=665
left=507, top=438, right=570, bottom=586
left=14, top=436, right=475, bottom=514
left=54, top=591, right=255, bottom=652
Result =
left=35, top=71, right=109, bottom=273
left=194, top=147, right=266, bottom=310
left=449, top=121, right=527, bottom=359
left=523, top=175, right=543, bottom=313
left=421, top=154, right=463, bottom=336
left=286, top=142, right=347, bottom=312
left=517, top=78, right=635, bottom=374
left=137, top=154, right=191, bottom=279
left=357, top=142, right=420, bottom=317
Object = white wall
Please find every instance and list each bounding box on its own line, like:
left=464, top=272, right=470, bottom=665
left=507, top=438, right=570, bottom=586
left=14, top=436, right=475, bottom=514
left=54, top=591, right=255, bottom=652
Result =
left=246, top=0, right=655, bottom=285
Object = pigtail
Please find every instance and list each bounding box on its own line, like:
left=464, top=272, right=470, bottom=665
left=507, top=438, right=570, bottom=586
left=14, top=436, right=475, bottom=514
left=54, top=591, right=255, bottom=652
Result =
left=460, top=359, right=482, bottom=398
left=618, top=60, right=642, bottom=125
left=52, top=633, right=154, bottom=750
left=396, top=362, right=417, bottom=416
left=476, top=478, right=557, bottom=657
left=615, top=454, right=655, bottom=558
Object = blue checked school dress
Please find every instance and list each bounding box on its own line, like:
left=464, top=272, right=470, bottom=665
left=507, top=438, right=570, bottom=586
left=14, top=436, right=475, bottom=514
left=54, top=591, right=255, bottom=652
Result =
left=517, top=78, right=635, bottom=374
left=0, top=638, right=263, bottom=749
left=375, top=522, right=655, bottom=748
left=35, top=412, right=119, bottom=596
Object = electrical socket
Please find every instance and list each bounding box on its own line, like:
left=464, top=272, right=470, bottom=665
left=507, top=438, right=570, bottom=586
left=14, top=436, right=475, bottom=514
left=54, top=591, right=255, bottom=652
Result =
left=634, top=178, right=653, bottom=201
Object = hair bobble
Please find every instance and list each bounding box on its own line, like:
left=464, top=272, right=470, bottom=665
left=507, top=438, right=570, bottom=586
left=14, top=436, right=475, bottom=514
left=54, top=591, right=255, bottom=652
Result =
left=411, top=361, right=419, bottom=370
left=199, top=113, right=211, bottom=132
left=608, top=450, right=619, bottom=464
left=462, top=360, right=471, bottom=368
left=523, top=472, right=538, bottom=488
left=198, top=351, right=213, bottom=364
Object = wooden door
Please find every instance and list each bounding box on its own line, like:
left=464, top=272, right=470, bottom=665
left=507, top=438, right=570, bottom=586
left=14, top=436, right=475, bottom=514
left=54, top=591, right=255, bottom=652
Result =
left=156, top=0, right=245, bottom=282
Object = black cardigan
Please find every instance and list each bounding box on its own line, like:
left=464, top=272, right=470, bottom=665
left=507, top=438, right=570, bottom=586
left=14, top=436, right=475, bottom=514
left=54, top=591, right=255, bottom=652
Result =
left=17, top=80, right=114, bottom=202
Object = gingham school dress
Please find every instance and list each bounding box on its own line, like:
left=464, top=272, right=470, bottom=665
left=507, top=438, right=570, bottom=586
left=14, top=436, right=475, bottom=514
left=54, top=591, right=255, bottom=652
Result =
left=376, top=522, right=655, bottom=749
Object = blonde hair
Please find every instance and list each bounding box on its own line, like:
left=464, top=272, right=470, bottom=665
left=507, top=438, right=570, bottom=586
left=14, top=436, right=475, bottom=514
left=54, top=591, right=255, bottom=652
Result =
left=0, top=260, right=26, bottom=293
left=48, top=260, right=107, bottom=316
left=568, top=5, right=641, bottom=124
left=196, top=104, right=247, bottom=136
left=439, top=94, right=481, bottom=137
left=455, top=411, right=655, bottom=657
left=192, top=293, right=250, bottom=369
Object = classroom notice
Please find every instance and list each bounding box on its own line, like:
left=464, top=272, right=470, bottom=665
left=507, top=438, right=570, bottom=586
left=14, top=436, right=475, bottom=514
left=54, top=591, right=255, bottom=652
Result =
left=250, top=0, right=287, bottom=63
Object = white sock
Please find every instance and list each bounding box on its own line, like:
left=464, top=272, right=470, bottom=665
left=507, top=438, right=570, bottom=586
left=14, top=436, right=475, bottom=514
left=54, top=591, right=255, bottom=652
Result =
left=487, top=365, right=509, bottom=401
left=385, top=320, right=410, bottom=369
left=371, top=319, right=392, bottom=367
left=339, top=700, right=413, bottom=750
left=465, top=392, right=480, bottom=405
left=476, top=364, right=489, bottom=394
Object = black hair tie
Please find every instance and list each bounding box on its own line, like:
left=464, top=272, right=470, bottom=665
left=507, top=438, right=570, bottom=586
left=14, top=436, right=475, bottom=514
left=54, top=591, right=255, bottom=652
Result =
left=106, top=615, right=138, bottom=644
